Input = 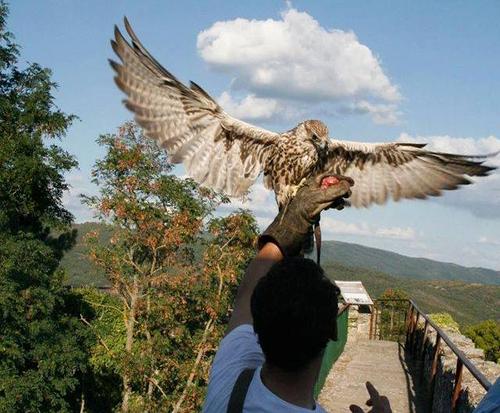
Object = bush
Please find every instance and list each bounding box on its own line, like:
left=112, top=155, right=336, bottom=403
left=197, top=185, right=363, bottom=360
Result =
left=429, top=312, right=460, bottom=332
left=465, top=320, right=500, bottom=363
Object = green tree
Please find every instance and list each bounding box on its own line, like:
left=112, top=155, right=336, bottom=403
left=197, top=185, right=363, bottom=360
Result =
left=377, top=288, right=409, bottom=341
left=172, top=210, right=258, bottom=412
left=83, top=122, right=258, bottom=412
left=465, top=320, right=500, bottom=362
left=77, top=287, right=123, bottom=412
left=0, top=3, right=90, bottom=411
left=429, top=312, right=460, bottom=332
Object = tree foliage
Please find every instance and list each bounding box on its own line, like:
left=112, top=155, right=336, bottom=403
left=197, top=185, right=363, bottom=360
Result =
left=429, top=312, right=460, bottom=332
left=77, top=287, right=124, bottom=412
left=376, top=288, right=409, bottom=341
left=464, top=320, right=500, bottom=363
left=83, top=122, right=258, bottom=412
left=0, top=2, right=90, bottom=411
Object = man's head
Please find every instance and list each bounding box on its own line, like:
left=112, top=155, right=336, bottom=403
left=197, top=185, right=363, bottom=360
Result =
left=250, top=257, right=339, bottom=372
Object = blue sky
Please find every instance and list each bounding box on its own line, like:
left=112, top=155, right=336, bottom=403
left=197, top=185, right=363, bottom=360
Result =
left=8, top=1, right=500, bottom=270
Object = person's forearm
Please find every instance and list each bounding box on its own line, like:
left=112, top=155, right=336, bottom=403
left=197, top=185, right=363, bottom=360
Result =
left=226, top=242, right=283, bottom=334
left=224, top=175, right=353, bottom=336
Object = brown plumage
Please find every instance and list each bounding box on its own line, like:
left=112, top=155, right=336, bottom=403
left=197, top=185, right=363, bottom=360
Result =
left=110, top=19, right=496, bottom=210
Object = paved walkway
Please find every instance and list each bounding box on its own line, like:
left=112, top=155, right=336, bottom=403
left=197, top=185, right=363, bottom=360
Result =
left=318, top=339, right=426, bottom=413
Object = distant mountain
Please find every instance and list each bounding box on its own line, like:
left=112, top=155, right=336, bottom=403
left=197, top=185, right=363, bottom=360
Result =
left=319, top=240, right=500, bottom=286
left=60, top=222, right=112, bottom=287
left=60, top=223, right=500, bottom=326
left=322, top=262, right=499, bottom=326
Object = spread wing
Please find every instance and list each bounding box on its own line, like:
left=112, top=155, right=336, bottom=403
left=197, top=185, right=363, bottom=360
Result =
left=110, top=19, right=279, bottom=196
left=326, top=140, right=497, bottom=208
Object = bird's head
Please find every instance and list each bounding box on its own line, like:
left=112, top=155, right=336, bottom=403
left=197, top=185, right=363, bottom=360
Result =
left=302, top=120, right=330, bottom=150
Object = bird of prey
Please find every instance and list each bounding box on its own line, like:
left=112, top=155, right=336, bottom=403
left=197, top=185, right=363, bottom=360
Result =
left=110, top=19, right=496, bottom=212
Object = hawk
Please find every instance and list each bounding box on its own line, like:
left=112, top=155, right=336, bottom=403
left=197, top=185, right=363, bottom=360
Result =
left=110, top=19, right=496, bottom=212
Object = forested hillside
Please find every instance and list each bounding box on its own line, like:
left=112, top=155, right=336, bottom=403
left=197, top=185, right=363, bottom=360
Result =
left=322, top=262, right=499, bottom=326
left=60, top=222, right=112, bottom=287
left=321, top=241, right=500, bottom=285
left=62, top=222, right=500, bottom=326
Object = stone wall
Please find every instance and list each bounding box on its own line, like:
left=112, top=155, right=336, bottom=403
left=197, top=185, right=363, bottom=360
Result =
left=412, top=324, right=499, bottom=413
left=346, top=305, right=372, bottom=343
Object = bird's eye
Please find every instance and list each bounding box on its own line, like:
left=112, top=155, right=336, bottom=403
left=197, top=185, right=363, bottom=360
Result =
left=312, top=134, right=319, bottom=140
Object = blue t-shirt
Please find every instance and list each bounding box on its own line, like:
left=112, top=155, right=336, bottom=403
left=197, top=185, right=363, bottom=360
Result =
left=203, top=324, right=327, bottom=413
left=474, top=377, right=500, bottom=413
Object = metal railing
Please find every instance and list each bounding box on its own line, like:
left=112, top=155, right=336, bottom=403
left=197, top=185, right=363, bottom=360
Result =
left=369, top=298, right=493, bottom=411
left=405, top=300, right=492, bottom=411
left=369, top=299, right=408, bottom=342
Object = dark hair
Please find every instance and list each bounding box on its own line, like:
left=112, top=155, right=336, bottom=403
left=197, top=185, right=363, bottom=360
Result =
left=250, top=257, right=339, bottom=371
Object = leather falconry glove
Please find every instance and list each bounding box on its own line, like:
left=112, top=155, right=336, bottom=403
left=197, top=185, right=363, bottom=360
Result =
left=258, top=174, right=354, bottom=257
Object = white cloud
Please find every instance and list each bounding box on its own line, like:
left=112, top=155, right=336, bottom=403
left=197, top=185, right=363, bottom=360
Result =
left=397, top=134, right=500, bottom=218
left=221, top=204, right=418, bottom=245
left=398, top=133, right=500, bottom=156
left=478, top=236, right=500, bottom=247
left=212, top=172, right=500, bottom=268
left=198, top=7, right=400, bottom=124
left=255, top=215, right=273, bottom=230
left=375, top=226, right=416, bottom=240
left=321, top=217, right=416, bottom=240
left=219, top=180, right=417, bottom=241
left=217, top=92, right=281, bottom=121
left=217, top=164, right=420, bottom=243
left=218, top=181, right=278, bottom=218
left=342, top=100, right=401, bottom=125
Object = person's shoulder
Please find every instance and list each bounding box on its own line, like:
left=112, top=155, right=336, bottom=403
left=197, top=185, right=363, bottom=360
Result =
left=316, top=403, right=328, bottom=413
left=473, top=377, right=500, bottom=413
left=245, top=366, right=328, bottom=413
left=203, top=325, right=264, bottom=413
left=215, top=324, right=260, bottom=360
left=223, top=324, right=255, bottom=342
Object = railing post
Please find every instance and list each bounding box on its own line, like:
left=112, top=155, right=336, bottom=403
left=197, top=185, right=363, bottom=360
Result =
left=419, top=319, right=429, bottom=382
left=420, top=320, right=429, bottom=357
left=411, top=312, right=420, bottom=354
left=378, top=306, right=383, bottom=340
left=405, top=304, right=414, bottom=347
left=429, top=334, right=442, bottom=410
left=390, top=307, right=395, bottom=338
left=400, top=308, right=407, bottom=343
left=405, top=301, right=412, bottom=327
left=451, top=358, right=464, bottom=412
left=374, top=307, right=379, bottom=340
left=369, top=304, right=374, bottom=340
left=398, top=299, right=492, bottom=411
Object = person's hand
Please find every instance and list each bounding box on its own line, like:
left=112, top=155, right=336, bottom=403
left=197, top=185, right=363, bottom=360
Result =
left=299, top=173, right=354, bottom=218
left=258, top=173, right=354, bottom=257
left=349, top=382, right=392, bottom=413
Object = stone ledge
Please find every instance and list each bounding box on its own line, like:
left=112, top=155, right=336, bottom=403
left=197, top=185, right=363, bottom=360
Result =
left=413, top=323, right=499, bottom=413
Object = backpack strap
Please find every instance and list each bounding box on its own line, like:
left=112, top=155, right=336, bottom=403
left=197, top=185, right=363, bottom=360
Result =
left=226, top=368, right=256, bottom=413
left=314, top=221, right=322, bottom=265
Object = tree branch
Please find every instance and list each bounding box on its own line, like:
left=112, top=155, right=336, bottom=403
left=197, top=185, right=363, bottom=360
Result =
left=80, top=314, right=113, bottom=354
left=146, top=374, right=168, bottom=399
left=83, top=299, right=122, bottom=314
left=172, top=318, right=214, bottom=413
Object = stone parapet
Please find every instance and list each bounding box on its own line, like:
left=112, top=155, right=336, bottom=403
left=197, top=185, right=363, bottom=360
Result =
left=413, top=324, right=499, bottom=413
left=347, top=305, right=372, bottom=343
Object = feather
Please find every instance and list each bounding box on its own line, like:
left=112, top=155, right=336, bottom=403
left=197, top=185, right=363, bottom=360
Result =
left=111, top=19, right=496, bottom=209
left=110, top=19, right=279, bottom=197
left=326, top=140, right=496, bottom=208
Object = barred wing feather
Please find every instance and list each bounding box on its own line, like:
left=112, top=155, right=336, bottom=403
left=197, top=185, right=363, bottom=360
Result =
left=326, top=140, right=496, bottom=208
left=110, top=18, right=278, bottom=196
